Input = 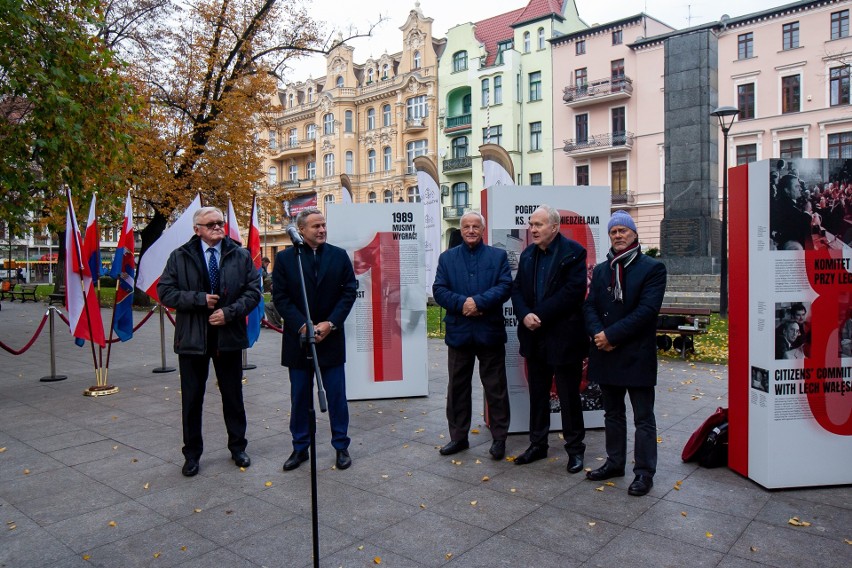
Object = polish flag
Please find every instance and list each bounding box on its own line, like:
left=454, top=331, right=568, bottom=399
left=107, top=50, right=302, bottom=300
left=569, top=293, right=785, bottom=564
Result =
left=246, top=195, right=264, bottom=347
left=65, top=190, right=106, bottom=347
left=109, top=191, right=135, bottom=341
left=225, top=199, right=243, bottom=244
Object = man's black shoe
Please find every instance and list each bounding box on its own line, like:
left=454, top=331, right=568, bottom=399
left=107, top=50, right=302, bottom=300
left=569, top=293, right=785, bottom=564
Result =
left=567, top=454, right=584, bottom=474
left=182, top=458, right=199, bottom=477
left=283, top=449, right=309, bottom=471
left=586, top=462, right=625, bottom=481
left=628, top=474, right=653, bottom=496
left=439, top=439, right=469, bottom=456
left=513, top=444, right=548, bottom=465
left=232, top=451, right=251, bottom=468
left=336, top=449, right=352, bottom=470
left=489, top=440, right=506, bottom=460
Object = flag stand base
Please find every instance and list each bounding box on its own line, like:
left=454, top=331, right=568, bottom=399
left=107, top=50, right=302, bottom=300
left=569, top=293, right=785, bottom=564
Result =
left=83, top=385, right=119, bottom=397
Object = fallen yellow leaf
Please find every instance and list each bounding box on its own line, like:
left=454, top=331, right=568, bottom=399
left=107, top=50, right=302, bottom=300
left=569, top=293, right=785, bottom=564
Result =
left=180, top=546, right=187, bottom=551
left=681, top=512, right=687, bottom=517
left=475, top=459, right=482, bottom=464
left=750, top=546, right=758, bottom=552
left=0, top=447, right=6, bottom=453
left=22, top=469, right=30, bottom=475
left=656, top=436, right=663, bottom=444
left=470, top=429, right=480, bottom=434
left=357, top=545, right=364, bottom=550
left=420, top=503, right=426, bottom=508
left=604, top=481, right=615, bottom=487
left=265, top=481, right=273, bottom=487
left=7, top=523, right=16, bottom=530
left=381, top=474, right=389, bottom=479
left=445, top=553, right=453, bottom=560
left=402, top=444, right=409, bottom=448
left=143, top=482, right=150, bottom=490
left=481, top=476, right=490, bottom=482
left=470, top=500, right=478, bottom=506
left=706, top=532, right=713, bottom=538
left=510, top=488, right=517, bottom=493
left=193, top=508, right=202, bottom=513
left=588, top=522, right=596, bottom=526
left=788, top=516, right=812, bottom=527
left=844, top=538, right=851, bottom=545
left=595, top=486, right=605, bottom=492
left=113, top=446, right=118, bottom=450
left=373, top=556, right=382, bottom=564
left=107, top=521, right=117, bottom=527
left=82, top=554, right=91, bottom=560
left=153, top=552, right=161, bottom=558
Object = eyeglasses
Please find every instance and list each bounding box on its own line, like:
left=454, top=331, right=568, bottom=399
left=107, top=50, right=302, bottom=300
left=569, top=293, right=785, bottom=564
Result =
left=196, top=221, right=225, bottom=229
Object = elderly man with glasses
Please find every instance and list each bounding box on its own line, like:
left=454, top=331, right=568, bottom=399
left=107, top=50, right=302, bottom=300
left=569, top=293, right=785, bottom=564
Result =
left=158, top=206, right=261, bottom=477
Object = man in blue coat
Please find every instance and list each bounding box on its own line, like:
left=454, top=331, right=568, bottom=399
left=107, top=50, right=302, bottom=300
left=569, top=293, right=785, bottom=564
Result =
left=433, top=212, right=512, bottom=460
left=583, top=210, right=667, bottom=496
left=273, top=208, right=357, bottom=471
left=511, top=205, right=588, bottom=473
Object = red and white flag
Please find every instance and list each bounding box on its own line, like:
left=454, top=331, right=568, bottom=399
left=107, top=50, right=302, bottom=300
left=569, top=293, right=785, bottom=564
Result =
left=247, top=195, right=263, bottom=346
left=225, top=199, right=243, bottom=244
left=136, top=194, right=202, bottom=302
left=65, top=190, right=106, bottom=347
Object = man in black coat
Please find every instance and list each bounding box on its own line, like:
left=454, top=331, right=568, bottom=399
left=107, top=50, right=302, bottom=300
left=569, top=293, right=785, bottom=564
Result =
left=583, top=211, right=667, bottom=496
left=511, top=205, right=588, bottom=473
left=273, top=207, right=357, bottom=471
left=158, top=206, right=261, bottom=477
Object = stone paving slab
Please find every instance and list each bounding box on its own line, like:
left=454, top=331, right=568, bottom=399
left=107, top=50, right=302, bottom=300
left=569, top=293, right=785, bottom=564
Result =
left=0, top=300, right=850, bottom=567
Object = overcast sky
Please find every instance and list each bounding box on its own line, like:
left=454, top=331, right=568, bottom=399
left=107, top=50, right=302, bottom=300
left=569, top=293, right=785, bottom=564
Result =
left=283, top=0, right=783, bottom=81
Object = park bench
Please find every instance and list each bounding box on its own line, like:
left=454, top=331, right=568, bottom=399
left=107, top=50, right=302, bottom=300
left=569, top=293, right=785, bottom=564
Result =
left=48, top=285, right=66, bottom=306
left=8, top=284, right=39, bottom=303
left=657, top=307, right=712, bottom=359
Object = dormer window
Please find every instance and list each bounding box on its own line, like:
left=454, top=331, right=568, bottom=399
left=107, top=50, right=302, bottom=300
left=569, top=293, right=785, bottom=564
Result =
left=413, top=50, right=421, bottom=69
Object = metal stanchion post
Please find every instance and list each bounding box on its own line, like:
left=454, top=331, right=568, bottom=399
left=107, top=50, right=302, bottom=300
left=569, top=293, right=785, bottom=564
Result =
left=39, top=307, right=67, bottom=382
left=153, top=304, right=176, bottom=374
left=242, top=349, right=256, bottom=371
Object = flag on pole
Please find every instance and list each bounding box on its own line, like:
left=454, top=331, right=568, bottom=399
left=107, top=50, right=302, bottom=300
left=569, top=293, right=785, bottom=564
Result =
left=246, top=196, right=264, bottom=347
left=413, top=156, right=441, bottom=296
left=225, top=199, right=243, bottom=244
left=65, top=191, right=106, bottom=347
left=136, top=194, right=202, bottom=302
left=109, top=191, right=135, bottom=341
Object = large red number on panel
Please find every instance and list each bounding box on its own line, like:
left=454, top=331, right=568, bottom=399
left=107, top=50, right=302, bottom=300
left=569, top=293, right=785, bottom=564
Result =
left=353, top=232, right=404, bottom=382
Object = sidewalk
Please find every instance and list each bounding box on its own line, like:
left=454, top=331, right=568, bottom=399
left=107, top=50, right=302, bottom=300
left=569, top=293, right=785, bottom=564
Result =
left=0, top=300, right=849, bottom=568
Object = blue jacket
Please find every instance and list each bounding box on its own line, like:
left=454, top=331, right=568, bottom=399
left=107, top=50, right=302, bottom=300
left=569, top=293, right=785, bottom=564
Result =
left=432, top=241, right=512, bottom=348
left=511, top=233, right=588, bottom=365
left=583, top=252, right=667, bottom=387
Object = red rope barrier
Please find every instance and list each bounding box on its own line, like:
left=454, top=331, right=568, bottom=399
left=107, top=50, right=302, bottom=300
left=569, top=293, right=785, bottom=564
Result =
left=104, top=306, right=158, bottom=344
left=261, top=319, right=283, bottom=334
left=0, top=312, right=50, bottom=355
left=163, top=307, right=176, bottom=326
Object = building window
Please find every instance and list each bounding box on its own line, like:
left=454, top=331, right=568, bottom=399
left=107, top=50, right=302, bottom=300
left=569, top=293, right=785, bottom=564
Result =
left=830, top=65, right=850, bottom=106
left=496, top=41, right=512, bottom=65
left=575, top=67, right=588, bottom=89
left=406, top=95, right=428, bottom=121
left=612, top=29, right=623, bottom=45
left=737, top=83, right=755, bottom=119
left=367, top=108, right=375, bottom=130
left=324, top=194, right=335, bottom=212
left=529, top=71, right=542, bottom=101
left=483, top=125, right=502, bottom=145
left=382, top=63, right=389, bottom=79
left=407, top=187, right=421, bottom=203
left=367, top=68, right=374, bottom=83
left=268, top=166, right=277, bottom=185
left=452, top=182, right=469, bottom=207
left=336, top=76, right=344, bottom=88
left=383, top=190, right=394, bottom=203
left=481, top=78, right=490, bottom=106
left=611, top=107, right=626, bottom=141
left=575, top=114, right=588, bottom=143
left=611, top=58, right=625, bottom=83
left=453, top=51, right=468, bottom=72
left=538, top=27, right=545, bottom=50
left=576, top=165, right=589, bottom=186
left=288, top=128, right=297, bottom=146
left=782, top=75, right=800, bottom=113
left=323, top=113, right=334, bottom=135
left=345, top=151, right=353, bottom=174
left=779, top=138, right=803, bottom=159
left=611, top=160, right=627, bottom=196
left=529, top=122, right=542, bottom=151
left=452, top=136, right=468, bottom=158
left=493, top=76, right=503, bottom=104
left=382, top=104, right=392, bottom=126
left=307, top=87, right=313, bottom=102
left=406, top=139, right=428, bottom=173
left=523, top=31, right=531, bottom=53
left=736, top=144, right=757, bottom=165
left=413, top=50, right=421, bottom=69
left=383, top=147, right=392, bottom=171
left=576, top=40, right=586, bottom=55
left=306, top=161, right=316, bottom=180
left=268, top=130, right=277, bottom=149
left=367, top=149, right=376, bottom=173
left=288, top=165, right=297, bottom=181
left=323, top=153, right=335, bottom=177
left=288, top=94, right=294, bottom=108
left=462, top=94, right=471, bottom=114
left=828, top=132, right=852, bottom=158
left=530, top=173, right=542, bottom=186
left=344, top=110, right=353, bottom=132
left=832, top=10, right=849, bottom=39
left=738, top=33, right=753, bottom=60
left=368, top=191, right=377, bottom=203
left=306, top=124, right=316, bottom=140
left=782, top=22, right=799, bottom=50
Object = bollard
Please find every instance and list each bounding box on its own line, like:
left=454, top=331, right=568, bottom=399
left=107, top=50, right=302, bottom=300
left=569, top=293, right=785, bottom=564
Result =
left=152, top=304, right=176, bottom=374
left=39, top=307, right=68, bottom=382
left=242, top=348, right=256, bottom=370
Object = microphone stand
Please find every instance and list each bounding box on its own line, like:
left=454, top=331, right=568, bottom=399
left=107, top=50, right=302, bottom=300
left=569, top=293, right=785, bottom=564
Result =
left=291, top=239, right=327, bottom=568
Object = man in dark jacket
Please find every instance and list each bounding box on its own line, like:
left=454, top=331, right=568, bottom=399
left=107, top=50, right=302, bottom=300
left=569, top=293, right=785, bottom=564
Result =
left=158, top=206, right=261, bottom=477
left=583, top=210, right=667, bottom=496
left=511, top=205, right=588, bottom=473
left=273, top=208, right=357, bottom=471
left=433, top=212, right=512, bottom=460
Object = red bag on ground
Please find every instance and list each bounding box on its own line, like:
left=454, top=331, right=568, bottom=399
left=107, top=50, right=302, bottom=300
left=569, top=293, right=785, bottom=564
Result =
left=682, top=407, right=728, bottom=462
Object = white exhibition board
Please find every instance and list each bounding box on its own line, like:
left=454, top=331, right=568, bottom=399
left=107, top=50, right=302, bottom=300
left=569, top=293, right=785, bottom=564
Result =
left=483, top=185, right=611, bottom=433
left=327, top=203, right=429, bottom=400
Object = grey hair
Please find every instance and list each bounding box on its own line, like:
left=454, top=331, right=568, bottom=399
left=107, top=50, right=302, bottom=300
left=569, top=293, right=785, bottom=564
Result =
left=460, top=211, right=486, bottom=229
left=296, top=207, right=323, bottom=229
left=535, top=204, right=560, bottom=226
left=193, top=206, right=223, bottom=224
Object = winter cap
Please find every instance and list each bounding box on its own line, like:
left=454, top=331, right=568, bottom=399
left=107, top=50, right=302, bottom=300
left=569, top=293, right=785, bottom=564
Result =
left=607, top=210, right=637, bottom=234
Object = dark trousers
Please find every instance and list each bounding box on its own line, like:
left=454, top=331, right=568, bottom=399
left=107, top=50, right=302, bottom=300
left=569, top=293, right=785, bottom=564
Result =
left=178, top=340, right=247, bottom=461
left=600, top=384, right=657, bottom=476
left=526, top=357, right=585, bottom=455
left=447, top=344, right=510, bottom=442
left=289, top=364, right=350, bottom=451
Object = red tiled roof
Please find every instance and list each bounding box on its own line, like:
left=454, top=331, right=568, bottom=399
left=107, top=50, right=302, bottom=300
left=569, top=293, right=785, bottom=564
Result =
left=512, top=0, right=564, bottom=27
left=474, top=8, right=525, bottom=67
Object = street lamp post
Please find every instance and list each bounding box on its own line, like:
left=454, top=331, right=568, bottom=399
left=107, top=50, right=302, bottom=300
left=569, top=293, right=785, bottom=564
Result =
left=710, top=105, right=739, bottom=319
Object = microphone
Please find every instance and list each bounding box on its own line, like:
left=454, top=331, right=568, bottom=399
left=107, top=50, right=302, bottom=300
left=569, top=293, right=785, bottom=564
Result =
left=287, top=225, right=304, bottom=245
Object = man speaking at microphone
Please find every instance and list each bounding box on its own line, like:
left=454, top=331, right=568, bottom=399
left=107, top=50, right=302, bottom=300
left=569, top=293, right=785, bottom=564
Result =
left=273, top=207, right=357, bottom=471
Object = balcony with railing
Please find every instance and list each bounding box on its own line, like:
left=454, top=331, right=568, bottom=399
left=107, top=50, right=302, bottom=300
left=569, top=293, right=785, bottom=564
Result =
left=563, top=131, right=634, bottom=157
left=442, top=156, right=472, bottom=173
left=269, top=138, right=316, bottom=160
left=443, top=205, right=468, bottom=219
left=444, top=113, right=471, bottom=133
left=563, top=76, right=633, bottom=108
left=405, top=116, right=429, bottom=132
